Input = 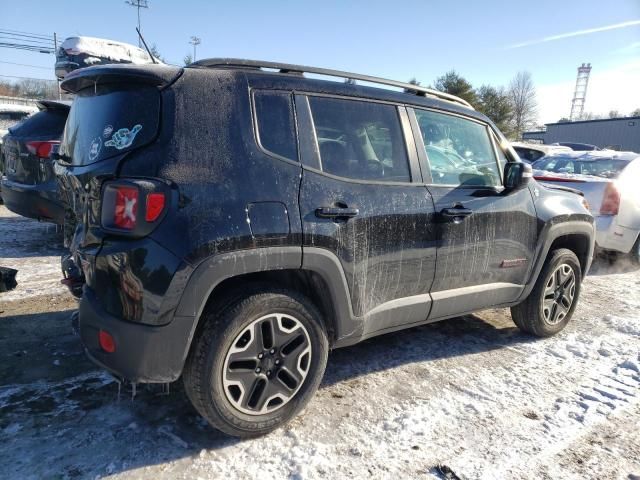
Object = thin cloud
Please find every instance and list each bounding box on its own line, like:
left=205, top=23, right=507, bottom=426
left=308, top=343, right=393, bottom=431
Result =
left=615, top=41, right=640, bottom=54
left=506, top=19, right=640, bottom=49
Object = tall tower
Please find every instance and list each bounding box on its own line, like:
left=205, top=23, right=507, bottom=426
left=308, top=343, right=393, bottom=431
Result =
left=569, top=63, right=592, bottom=121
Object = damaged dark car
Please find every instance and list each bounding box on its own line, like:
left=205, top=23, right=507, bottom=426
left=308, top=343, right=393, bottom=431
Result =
left=56, top=59, right=595, bottom=437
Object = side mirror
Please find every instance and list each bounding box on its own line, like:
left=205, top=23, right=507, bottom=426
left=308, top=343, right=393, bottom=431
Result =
left=504, top=162, right=532, bottom=191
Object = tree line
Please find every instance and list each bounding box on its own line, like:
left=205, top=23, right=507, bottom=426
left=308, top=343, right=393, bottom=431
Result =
left=408, top=70, right=537, bottom=140
left=0, top=78, right=59, bottom=100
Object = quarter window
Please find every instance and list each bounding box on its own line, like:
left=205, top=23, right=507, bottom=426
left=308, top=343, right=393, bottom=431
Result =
left=253, top=90, right=298, bottom=161
left=308, top=96, right=411, bottom=182
left=415, top=109, right=502, bottom=186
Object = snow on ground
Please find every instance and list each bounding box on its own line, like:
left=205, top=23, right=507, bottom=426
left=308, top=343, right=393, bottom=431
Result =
left=0, top=206, right=67, bottom=302
left=0, top=204, right=639, bottom=479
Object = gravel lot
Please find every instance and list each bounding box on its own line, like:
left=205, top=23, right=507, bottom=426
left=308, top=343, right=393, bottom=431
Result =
left=1, top=204, right=639, bottom=480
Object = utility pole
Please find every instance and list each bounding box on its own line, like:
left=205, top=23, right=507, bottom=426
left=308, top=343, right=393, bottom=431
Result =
left=189, top=36, right=201, bottom=61
left=125, top=0, right=149, bottom=47
left=53, top=32, right=61, bottom=99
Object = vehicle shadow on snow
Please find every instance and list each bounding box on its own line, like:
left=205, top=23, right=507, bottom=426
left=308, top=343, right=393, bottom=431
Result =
left=322, top=312, right=532, bottom=387
left=1, top=307, right=534, bottom=478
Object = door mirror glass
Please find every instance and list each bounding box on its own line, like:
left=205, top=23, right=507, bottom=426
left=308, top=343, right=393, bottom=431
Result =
left=504, top=162, right=532, bottom=191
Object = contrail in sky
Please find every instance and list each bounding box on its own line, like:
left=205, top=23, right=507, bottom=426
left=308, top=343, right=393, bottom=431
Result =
left=506, top=19, right=640, bottom=49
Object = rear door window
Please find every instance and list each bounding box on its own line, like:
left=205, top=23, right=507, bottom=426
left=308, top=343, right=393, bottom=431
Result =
left=60, top=84, right=160, bottom=166
left=252, top=90, right=298, bottom=161
left=308, top=96, right=411, bottom=182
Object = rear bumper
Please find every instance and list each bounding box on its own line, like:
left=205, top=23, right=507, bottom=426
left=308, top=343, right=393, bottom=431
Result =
left=595, top=215, right=639, bottom=254
left=79, top=287, right=197, bottom=383
left=0, top=178, right=64, bottom=224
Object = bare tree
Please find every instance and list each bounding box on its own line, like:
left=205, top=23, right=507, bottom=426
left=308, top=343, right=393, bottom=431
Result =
left=17, top=79, right=58, bottom=99
left=508, top=71, right=537, bottom=139
left=608, top=110, right=620, bottom=119
left=631, top=108, right=640, bottom=117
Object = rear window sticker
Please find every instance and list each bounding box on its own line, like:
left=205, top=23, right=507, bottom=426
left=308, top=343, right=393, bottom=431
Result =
left=89, top=137, right=102, bottom=161
left=102, top=124, right=114, bottom=138
left=104, top=124, right=142, bottom=150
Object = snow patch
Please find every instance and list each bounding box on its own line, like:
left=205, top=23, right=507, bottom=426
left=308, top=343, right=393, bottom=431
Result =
left=60, top=36, right=162, bottom=65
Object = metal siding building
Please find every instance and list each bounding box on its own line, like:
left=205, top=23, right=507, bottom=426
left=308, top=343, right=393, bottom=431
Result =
left=523, top=116, right=640, bottom=152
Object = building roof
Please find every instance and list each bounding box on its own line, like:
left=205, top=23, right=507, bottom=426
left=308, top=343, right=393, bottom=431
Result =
left=544, top=116, right=640, bottom=127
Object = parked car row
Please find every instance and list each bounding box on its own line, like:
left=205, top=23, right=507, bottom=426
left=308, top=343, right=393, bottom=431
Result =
left=2, top=58, right=619, bottom=438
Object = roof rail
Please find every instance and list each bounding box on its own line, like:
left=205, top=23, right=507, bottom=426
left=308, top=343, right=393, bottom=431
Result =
left=190, top=58, right=474, bottom=109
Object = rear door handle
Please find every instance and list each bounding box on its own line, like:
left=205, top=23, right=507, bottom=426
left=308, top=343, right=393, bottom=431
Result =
left=440, top=207, right=473, bottom=218
left=315, top=207, right=359, bottom=219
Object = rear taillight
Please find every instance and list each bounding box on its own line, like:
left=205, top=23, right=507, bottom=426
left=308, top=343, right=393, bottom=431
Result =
left=26, top=140, right=59, bottom=159
left=113, top=186, right=139, bottom=229
left=600, top=182, right=620, bottom=215
left=145, top=192, right=166, bottom=222
left=101, top=181, right=167, bottom=234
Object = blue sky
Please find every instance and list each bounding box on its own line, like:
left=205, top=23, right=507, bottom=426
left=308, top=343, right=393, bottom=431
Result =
left=2, top=0, right=639, bottom=122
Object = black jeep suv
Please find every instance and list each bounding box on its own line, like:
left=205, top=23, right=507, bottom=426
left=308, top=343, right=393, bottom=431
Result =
left=56, top=59, right=594, bottom=437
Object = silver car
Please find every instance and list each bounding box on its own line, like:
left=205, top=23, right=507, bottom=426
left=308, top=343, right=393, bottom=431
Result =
left=533, top=151, right=640, bottom=262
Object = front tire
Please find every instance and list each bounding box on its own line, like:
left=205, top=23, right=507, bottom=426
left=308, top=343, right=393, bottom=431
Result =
left=183, top=288, right=328, bottom=437
left=511, top=248, right=582, bottom=337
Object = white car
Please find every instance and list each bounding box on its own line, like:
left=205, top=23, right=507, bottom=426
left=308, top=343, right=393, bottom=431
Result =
left=511, top=142, right=572, bottom=163
left=533, top=151, right=640, bottom=262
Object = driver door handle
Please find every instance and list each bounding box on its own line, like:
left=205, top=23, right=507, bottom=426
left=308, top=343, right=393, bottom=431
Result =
left=316, top=207, right=359, bottom=219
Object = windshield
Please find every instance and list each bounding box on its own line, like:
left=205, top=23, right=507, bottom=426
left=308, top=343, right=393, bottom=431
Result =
left=534, top=156, right=629, bottom=178
left=60, top=84, right=160, bottom=166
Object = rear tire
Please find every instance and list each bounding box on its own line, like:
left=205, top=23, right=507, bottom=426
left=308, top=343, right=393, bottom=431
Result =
left=183, top=287, right=328, bottom=437
left=511, top=248, right=582, bottom=337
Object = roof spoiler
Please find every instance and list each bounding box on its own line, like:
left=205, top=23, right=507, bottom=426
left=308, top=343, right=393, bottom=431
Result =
left=36, top=99, right=72, bottom=111
left=61, top=64, right=182, bottom=94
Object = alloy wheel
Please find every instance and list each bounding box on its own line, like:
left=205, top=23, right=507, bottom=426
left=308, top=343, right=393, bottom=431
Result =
left=542, top=263, right=576, bottom=325
left=222, top=313, right=312, bottom=415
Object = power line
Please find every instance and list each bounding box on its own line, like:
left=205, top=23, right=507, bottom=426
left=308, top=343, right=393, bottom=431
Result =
left=0, top=28, right=54, bottom=40
left=0, top=42, right=55, bottom=54
left=0, top=35, right=54, bottom=47
left=0, top=60, right=51, bottom=70
left=0, top=31, right=54, bottom=43
left=0, top=74, right=56, bottom=82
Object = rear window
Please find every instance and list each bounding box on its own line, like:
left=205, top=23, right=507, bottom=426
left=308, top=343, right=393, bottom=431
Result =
left=535, top=156, right=629, bottom=178
left=60, top=84, right=160, bottom=166
left=7, top=109, right=67, bottom=137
